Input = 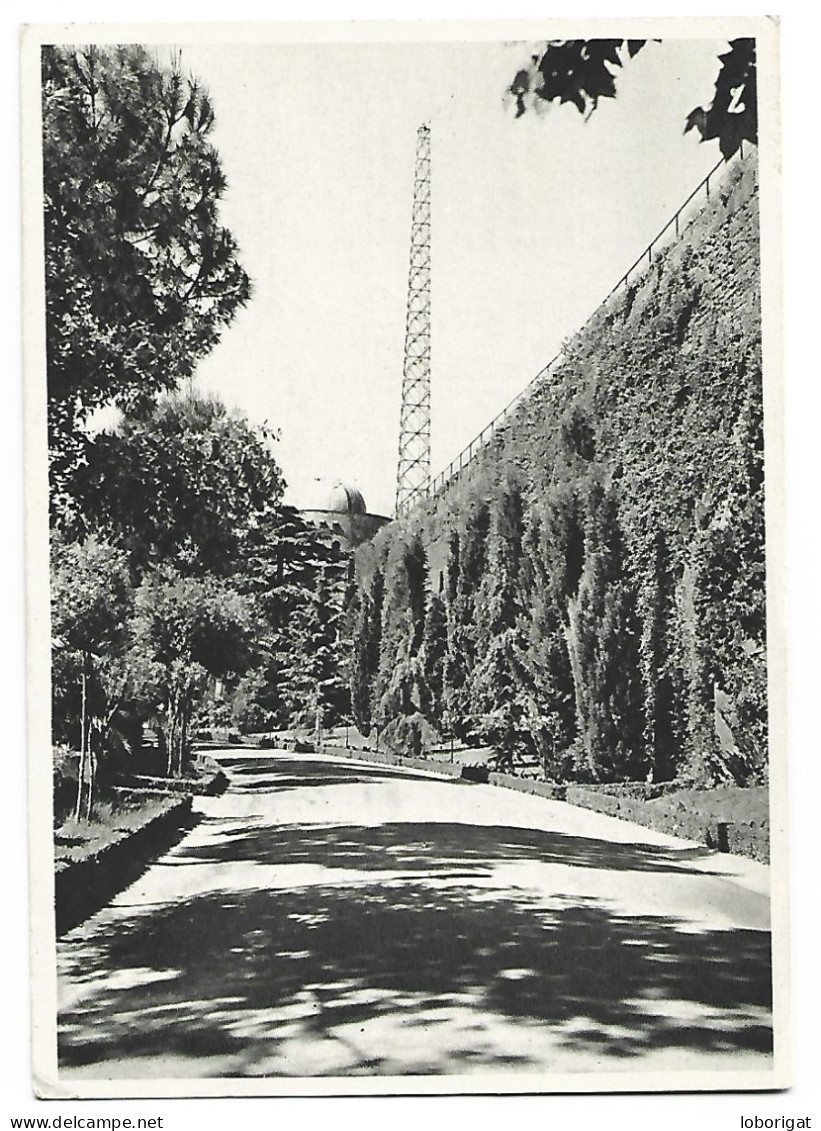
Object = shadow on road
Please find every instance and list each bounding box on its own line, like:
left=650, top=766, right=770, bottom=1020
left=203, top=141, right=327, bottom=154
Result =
left=59, top=817, right=772, bottom=1076
left=168, top=816, right=715, bottom=877
left=217, top=755, right=435, bottom=793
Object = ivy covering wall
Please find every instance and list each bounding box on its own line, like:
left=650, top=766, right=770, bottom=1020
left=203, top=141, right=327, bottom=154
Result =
left=351, top=155, right=765, bottom=787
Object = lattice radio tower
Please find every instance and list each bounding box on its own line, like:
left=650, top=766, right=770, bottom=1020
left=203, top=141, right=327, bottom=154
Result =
left=395, top=123, right=432, bottom=518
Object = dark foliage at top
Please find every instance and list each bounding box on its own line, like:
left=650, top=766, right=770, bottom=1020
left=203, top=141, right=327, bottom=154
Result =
left=684, top=40, right=758, bottom=159
left=510, top=39, right=648, bottom=117
left=510, top=39, right=757, bottom=160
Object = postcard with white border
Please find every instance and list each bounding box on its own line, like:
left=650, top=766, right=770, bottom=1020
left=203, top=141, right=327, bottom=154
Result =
left=21, top=17, right=788, bottom=1097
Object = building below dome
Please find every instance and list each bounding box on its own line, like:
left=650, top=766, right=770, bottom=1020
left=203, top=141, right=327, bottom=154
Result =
left=299, top=478, right=390, bottom=551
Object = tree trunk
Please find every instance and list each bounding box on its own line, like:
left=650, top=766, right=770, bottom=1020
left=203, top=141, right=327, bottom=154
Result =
left=167, top=687, right=188, bottom=779
left=314, top=684, right=322, bottom=750
left=84, top=719, right=98, bottom=822
left=74, top=651, right=90, bottom=822
left=179, top=696, right=190, bottom=777
left=166, top=692, right=177, bottom=777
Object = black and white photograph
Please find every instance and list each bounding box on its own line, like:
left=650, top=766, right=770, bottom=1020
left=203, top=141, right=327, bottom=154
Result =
left=20, top=17, right=787, bottom=1098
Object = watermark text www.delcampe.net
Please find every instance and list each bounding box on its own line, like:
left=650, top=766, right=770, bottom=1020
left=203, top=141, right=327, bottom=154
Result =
left=10, top=1119, right=164, bottom=1129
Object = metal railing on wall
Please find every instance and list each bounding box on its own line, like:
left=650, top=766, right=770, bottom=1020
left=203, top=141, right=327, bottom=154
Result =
left=422, top=141, right=752, bottom=503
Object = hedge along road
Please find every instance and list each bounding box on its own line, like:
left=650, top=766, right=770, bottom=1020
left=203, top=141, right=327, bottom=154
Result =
left=57, top=750, right=773, bottom=1081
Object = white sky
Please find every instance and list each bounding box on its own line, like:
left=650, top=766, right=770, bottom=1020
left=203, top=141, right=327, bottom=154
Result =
left=176, top=36, right=729, bottom=517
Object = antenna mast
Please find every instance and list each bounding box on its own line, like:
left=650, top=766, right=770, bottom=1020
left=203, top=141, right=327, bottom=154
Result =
left=395, top=123, right=432, bottom=518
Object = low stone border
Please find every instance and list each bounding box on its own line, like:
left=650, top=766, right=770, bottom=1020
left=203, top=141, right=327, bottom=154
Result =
left=563, top=786, right=769, bottom=864
left=113, top=754, right=228, bottom=798
left=318, top=745, right=768, bottom=863
left=113, top=769, right=228, bottom=797
left=487, top=770, right=567, bottom=799
left=55, top=797, right=195, bottom=936
left=320, top=744, right=463, bottom=779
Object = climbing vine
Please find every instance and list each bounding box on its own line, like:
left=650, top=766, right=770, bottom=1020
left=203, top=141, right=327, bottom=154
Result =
left=353, top=157, right=765, bottom=786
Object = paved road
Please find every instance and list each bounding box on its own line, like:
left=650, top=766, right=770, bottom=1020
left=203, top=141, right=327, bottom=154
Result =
left=57, top=751, right=773, bottom=1080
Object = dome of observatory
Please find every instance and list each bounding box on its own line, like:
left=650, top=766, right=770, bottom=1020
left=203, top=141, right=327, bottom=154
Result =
left=325, top=480, right=367, bottom=515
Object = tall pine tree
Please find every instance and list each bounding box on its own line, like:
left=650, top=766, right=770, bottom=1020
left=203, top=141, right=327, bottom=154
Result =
left=565, top=483, right=647, bottom=781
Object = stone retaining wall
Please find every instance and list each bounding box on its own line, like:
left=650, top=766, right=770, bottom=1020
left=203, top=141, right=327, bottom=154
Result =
left=55, top=797, right=195, bottom=936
